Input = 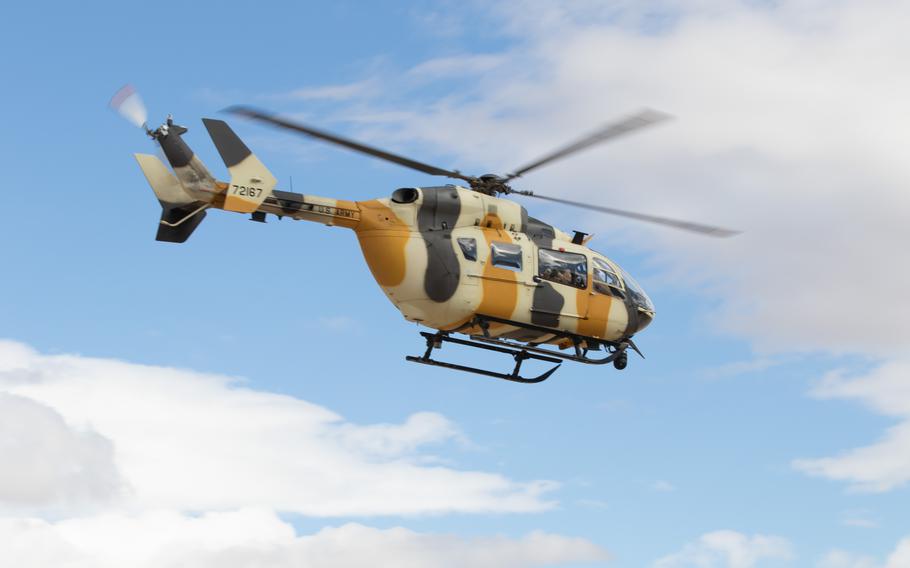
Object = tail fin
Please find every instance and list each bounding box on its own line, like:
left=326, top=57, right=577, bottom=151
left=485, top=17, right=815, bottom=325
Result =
left=156, top=204, right=208, bottom=243
left=134, top=153, right=208, bottom=243
left=153, top=119, right=217, bottom=195
left=202, top=118, right=277, bottom=213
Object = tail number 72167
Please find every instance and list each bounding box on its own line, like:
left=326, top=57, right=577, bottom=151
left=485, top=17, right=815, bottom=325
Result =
left=231, top=184, right=263, bottom=198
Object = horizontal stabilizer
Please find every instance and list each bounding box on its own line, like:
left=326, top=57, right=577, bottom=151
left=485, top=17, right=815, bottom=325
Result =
left=134, top=154, right=208, bottom=243
left=134, top=154, right=195, bottom=205
left=202, top=118, right=276, bottom=213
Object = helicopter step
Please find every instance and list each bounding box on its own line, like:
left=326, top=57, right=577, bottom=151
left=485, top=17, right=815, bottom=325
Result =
left=406, top=332, right=562, bottom=384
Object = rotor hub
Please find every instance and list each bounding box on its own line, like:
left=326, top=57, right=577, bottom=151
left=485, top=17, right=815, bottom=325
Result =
left=471, top=174, right=512, bottom=196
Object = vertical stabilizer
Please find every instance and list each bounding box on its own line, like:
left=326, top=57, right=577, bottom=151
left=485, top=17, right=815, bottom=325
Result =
left=202, top=118, right=277, bottom=213
left=153, top=119, right=217, bottom=196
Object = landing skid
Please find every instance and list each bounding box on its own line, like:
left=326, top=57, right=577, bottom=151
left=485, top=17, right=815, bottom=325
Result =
left=468, top=335, right=621, bottom=365
left=406, top=315, right=643, bottom=382
left=406, top=332, right=562, bottom=383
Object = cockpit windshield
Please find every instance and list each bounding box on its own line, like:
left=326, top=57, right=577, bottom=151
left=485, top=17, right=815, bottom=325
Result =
left=618, top=267, right=655, bottom=314
left=592, top=257, right=621, bottom=295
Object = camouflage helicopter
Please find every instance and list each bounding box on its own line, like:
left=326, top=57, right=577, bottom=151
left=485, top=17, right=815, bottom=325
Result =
left=112, top=85, right=736, bottom=383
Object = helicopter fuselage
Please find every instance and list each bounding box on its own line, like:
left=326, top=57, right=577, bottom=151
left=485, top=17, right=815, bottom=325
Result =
left=260, top=184, right=655, bottom=348
left=132, top=117, right=657, bottom=377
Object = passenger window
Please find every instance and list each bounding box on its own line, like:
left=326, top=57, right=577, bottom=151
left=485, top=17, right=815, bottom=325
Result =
left=538, top=248, right=587, bottom=289
left=457, top=237, right=477, bottom=261
left=491, top=241, right=522, bottom=271
left=593, top=257, right=621, bottom=295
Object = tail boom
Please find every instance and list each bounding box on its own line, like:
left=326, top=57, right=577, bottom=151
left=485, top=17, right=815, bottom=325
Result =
left=134, top=116, right=363, bottom=241
left=255, top=190, right=360, bottom=228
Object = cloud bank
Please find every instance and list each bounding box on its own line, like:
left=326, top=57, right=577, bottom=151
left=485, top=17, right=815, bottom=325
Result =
left=0, top=510, right=609, bottom=568
left=653, top=530, right=792, bottom=568
left=0, top=339, right=554, bottom=516
left=794, top=359, right=910, bottom=492
left=0, top=339, right=610, bottom=566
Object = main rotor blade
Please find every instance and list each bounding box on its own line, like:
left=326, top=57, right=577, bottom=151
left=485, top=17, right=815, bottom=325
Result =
left=505, top=109, right=671, bottom=181
left=516, top=191, right=739, bottom=237
left=225, top=105, right=475, bottom=183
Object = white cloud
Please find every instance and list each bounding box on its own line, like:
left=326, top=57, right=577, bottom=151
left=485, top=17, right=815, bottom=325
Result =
left=793, top=360, right=910, bottom=492
left=0, top=339, right=555, bottom=517
left=314, top=315, right=362, bottom=333
left=408, top=54, right=507, bottom=78
left=652, top=480, right=675, bottom=492
left=653, top=530, right=793, bottom=568
left=886, top=538, right=910, bottom=568
left=842, top=517, right=877, bottom=529
left=840, top=508, right=878, bottom=529
left=648, top=531, right=910, bottom=568
left=700, top=358, right=786, bottom=380
left=0, top=509, right=609, bottom=568
left=0, top=340, right=612, bottom=566
left=815, top=537, right=910, bottom=568
left=284, top=80, right=374, bottom=101
left=818, top=549, right=879, bottom=568
left=0, top=393, right=123, bottom=511
left=409, top=5, right=467, bottom=39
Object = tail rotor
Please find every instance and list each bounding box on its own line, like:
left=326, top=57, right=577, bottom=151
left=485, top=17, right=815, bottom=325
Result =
left=109, top=84, right=151, bottom=135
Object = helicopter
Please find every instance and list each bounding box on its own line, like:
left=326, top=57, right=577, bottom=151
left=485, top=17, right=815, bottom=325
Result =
left=111, top=85, right=737, bottom=383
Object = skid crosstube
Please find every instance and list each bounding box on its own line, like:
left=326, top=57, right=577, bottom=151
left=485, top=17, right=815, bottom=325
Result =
left=406, top=332, right=561, bottom=384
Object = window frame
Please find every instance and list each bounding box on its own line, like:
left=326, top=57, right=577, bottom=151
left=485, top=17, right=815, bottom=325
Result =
left=490, top=241, right=523, bottom=272
left=457, top=237, right=478, bottom=261
left=536, top=248, right=588, bottom=290
left=592, top=257, right=623, bottom=295
left=618, top=267, right=655, bottom=313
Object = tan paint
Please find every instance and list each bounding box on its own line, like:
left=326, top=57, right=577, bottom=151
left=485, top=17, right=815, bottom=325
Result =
left=439, top=314, right=474, bottom=332
left=224, top=193, right=258, bottom=213
left=134, top=154, right=194, bottom=205
left=355, top=199, right=410, bottom=287
left=210, top=191, right=227, bottom=210
left=577, top=291, right=613, bottom=339
left=289, top=195, right=362, bottom=229
left=570, top=280, right=590, bottom=321
left=332, top=198, right=361, bottom=229
left=475, top=215, right=519, bottom=332
left=222, top=153, right=277, bottom=213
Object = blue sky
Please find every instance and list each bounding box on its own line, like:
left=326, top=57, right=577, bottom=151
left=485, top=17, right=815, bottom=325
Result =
left=2, top=1, right=909, bottom=567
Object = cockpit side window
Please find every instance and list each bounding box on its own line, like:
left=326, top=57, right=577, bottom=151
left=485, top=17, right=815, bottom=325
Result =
left=593, top=257, right=621, bottom=295
left=538, top=248, right=587, bottom=289
left=457, top=237, right=477, bottom=261
left=491, top=241, right=522, bottom=271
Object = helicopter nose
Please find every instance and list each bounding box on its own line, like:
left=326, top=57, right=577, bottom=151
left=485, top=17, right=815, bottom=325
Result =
left=633, top=309, right=654, bottom=334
